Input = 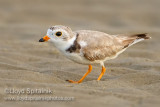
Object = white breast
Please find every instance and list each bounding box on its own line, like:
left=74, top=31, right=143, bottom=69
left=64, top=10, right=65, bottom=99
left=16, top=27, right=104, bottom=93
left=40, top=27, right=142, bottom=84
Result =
left=63, top=51, right=91, bottom=65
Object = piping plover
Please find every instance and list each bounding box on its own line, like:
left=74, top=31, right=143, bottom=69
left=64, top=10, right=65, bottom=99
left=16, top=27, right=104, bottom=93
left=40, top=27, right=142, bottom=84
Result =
left=39, top=25, right=151, bottom=83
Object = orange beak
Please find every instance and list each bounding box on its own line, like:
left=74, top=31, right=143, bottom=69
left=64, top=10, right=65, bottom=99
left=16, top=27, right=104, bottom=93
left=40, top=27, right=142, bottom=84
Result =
left=39, top=35, right=50, bottom=42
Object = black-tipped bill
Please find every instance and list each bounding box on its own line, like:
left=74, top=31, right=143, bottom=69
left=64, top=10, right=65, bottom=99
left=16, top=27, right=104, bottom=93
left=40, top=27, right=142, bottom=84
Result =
left=39, top=38, right=45, bottom=42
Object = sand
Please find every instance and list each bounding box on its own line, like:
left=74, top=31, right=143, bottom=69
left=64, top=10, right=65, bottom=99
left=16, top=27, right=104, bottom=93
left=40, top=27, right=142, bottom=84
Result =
left=0, top=0, right=160, bottom=107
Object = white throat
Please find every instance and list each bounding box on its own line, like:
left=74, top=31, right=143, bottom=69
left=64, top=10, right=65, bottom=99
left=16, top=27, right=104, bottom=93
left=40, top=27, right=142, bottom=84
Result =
left=53, top=35, right=76, bottom=53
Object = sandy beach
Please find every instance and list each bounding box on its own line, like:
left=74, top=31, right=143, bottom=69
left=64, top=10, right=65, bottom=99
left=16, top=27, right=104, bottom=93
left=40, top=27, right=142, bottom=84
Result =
left=0, top=0, right=160, bottom=107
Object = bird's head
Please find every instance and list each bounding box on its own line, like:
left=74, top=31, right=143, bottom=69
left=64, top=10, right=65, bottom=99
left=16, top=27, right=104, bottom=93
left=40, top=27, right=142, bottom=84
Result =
left=39, top=25, right=74, bottom=44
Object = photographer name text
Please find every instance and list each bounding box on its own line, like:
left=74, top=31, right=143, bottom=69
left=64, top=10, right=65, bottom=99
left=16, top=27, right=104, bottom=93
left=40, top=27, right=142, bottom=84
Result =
left=5, top=88, right=53, bottom=95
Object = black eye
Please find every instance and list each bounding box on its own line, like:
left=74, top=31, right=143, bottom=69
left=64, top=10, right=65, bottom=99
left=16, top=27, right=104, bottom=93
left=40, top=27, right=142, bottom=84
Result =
left=55, top=32, right=62, bottom=36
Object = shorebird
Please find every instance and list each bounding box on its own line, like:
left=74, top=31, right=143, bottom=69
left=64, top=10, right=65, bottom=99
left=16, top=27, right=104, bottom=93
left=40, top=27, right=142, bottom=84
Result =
left=39, top=25, right=151, bottom=83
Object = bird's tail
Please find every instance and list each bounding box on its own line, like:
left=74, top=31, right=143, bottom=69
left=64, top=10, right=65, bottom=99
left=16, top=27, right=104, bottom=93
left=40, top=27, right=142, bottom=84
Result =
left=130, top=33, right=151, bottom=39
left=122, top=33, right=151, bottom=48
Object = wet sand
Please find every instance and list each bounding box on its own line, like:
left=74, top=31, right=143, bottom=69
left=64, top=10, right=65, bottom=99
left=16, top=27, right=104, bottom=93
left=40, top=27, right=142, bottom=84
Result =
left=0, top=0, right=160, bottom=107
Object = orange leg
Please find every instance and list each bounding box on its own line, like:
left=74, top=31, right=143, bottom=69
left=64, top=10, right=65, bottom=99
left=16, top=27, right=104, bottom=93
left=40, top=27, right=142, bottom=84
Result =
left=66, top=64, right=92, bottom=83
left=97, top=66, right=106, bottom=81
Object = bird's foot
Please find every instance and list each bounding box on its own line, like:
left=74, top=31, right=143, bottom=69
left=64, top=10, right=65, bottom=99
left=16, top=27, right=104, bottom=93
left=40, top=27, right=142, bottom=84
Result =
left=66, top=80, right=81, bottom=83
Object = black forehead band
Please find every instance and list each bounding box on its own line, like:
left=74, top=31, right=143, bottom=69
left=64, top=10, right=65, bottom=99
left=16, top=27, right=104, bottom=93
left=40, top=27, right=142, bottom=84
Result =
left=50, top=27, right=55, bottom=31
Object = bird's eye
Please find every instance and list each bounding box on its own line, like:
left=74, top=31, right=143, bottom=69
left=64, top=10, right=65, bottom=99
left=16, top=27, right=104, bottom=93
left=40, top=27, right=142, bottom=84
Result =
left=55, top=31, right=62, bottom=37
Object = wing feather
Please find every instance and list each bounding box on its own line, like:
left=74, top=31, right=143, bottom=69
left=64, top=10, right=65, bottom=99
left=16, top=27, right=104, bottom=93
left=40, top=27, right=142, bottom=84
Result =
left=75, top=30, right=124, bottom=61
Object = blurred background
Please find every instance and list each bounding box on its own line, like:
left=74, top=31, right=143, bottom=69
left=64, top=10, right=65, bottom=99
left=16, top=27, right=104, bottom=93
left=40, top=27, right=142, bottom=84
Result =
left=1, top=0, right=160, bottom=32
left=0, top=0, right=160, bottom=55
left=0, top=0, right=160, bottom=107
